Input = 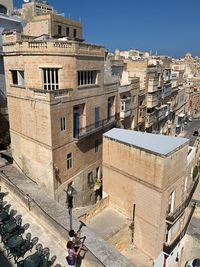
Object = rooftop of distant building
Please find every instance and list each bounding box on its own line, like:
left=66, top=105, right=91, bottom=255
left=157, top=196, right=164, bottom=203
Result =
left=104, top=128, right=189, bottom=156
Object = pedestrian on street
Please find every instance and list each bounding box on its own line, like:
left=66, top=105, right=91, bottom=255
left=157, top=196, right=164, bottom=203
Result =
left=66, top=240, right=82, bottom=267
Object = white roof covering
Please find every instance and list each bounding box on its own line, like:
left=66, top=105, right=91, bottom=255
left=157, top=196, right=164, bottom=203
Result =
left=104, top=128, right=189, bottom=156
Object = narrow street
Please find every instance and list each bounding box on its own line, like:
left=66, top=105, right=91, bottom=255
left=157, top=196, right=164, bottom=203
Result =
left=179, top=120, right=200, bottom=265
left=183, top=120, right=200, bottom=138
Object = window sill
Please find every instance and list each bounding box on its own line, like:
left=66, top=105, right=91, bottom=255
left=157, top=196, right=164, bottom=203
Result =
left=78, top=84, right=99, bottom=90
left=10, top=84, right=25, bottom=89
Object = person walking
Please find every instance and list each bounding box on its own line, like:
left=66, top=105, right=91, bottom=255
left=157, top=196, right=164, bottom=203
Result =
left=66, top=240, right=82, bottom=267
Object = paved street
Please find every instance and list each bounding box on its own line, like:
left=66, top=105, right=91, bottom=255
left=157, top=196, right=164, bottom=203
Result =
left=182, top=207, right=200, bottom=266
left=183, top=119, right=200, bottom=138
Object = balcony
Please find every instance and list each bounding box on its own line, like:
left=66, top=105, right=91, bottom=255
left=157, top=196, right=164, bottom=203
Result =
left=147, top=94, right=159, bottom=108
left=120, top=98, right=131, bottom=119
left=145, top=111, right=156, bottom=128
left=156, top=105, right=169, bottom=121
left=119, top=84, right=132, bottom=94
left=104, top=83, right=118, bottom=92
left=120, top=110, right=131, bottom=119
left=148, top=78, right=159, bottom=93
left=73, top=114, right=118, bottom=140
left=110, top=59, right=124, bottom=67
left=163, top=203, right=196, bottom=255
left=166, top=176, right=199, bottom=224
left=139, top=89, right=146, bottom=96
left=162, top=82, right=172, bottom=99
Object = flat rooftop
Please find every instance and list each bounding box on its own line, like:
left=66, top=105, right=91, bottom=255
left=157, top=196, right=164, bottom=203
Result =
left=104, top=128, right=189, bottom=156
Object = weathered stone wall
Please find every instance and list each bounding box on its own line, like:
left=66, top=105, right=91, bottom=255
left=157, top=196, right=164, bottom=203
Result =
left=103, top=135, right=192, bottom=260
left=3, top=39, right=118, bottom=205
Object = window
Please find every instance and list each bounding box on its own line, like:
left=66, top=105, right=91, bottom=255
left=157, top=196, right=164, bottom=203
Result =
left=78, top=71, right=97, bottom=86
left=0, top=4, right=7, bottom=15
left=120, top=102, right=125, bottom=111
left=73, top=29, right=77, bottom=38
left=168, top=191, right=175, bottom=213
left=96, top=167, right=101, bottom=178
left=43, top=68, right=59, bottom=90
left=58, top=25, right=62, bottom=35
left=95, top=107, right=100, bottom=128
left=95, top=140, right=99, bottom=153
left=108, top=97, right=114, bottom=120
left=11, top=70, right=24, bottom=86
left=88, top=172, right=93, bottom=185
left=67, top=153, right=72, bottom=170
left=184, top=177, right=188, bottom=191
left=66, top=27, right=69, bottom=36
left=60, top=116, right=66, bottom=131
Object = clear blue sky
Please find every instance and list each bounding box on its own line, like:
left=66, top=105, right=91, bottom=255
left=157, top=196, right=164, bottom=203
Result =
left=15, top=0, right=200, bottom=57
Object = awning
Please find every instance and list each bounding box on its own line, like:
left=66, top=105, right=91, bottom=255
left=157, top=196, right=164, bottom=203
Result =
left=178, top=113, right=185, bottom=118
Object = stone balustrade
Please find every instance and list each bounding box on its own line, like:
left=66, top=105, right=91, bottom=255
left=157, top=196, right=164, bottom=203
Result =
left=3, top=37, right=105, bottom=56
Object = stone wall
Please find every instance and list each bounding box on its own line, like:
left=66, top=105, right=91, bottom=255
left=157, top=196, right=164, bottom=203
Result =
left=102, top=135, right=193, bottom=260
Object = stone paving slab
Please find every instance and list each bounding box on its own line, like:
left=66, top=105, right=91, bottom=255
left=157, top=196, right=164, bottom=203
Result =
left=86, top=206, right=127, bottom=240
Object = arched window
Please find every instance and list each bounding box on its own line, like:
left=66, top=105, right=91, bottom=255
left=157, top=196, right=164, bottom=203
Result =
left=0, top=4, right=7, bottom=15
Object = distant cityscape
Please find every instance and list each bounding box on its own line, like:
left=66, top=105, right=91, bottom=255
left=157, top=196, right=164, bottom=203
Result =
left=0, top=1, right=199, bottom=267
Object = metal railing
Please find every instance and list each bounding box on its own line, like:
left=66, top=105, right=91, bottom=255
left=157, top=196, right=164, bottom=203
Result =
left=166, top=176, right=199, bottom=223
left=73, top=114, right=118, bottom=140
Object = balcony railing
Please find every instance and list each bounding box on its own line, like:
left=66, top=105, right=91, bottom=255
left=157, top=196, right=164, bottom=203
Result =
left=73, top=114, right=118, bottom=140
left=166, top=176, right=199, bottom=224
left=3, top=36, right=105, bottom=57
left=163, top=203, right=196, bottom=255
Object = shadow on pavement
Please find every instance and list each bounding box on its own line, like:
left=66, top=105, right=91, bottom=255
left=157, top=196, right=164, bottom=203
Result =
left=0, top=249, right=14, bottom=267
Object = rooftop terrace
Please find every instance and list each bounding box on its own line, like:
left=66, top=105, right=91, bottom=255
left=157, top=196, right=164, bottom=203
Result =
left=3, top=32, right=105, bottom=57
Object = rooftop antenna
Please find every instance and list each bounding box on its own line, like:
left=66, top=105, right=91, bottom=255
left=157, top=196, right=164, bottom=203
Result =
left=68, top=12, right=70, bottom=18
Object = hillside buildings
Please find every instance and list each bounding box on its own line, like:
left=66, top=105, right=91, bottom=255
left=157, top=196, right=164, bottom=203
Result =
left=103, top=128, right=199, bottom=267
left=0, top=1, right=200, bottom=267
left=110, top=49, right=188, bottom=135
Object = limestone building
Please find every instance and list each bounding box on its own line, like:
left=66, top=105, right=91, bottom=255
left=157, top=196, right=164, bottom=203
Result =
left=103, top=128, right=199, bottom=267
left=0, top=0, right=22, bottom=145
left=2, top=3, right=118, bottom=206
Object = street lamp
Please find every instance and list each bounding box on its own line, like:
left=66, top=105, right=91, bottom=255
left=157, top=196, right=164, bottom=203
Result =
left=65, top=185, right=77, bottom=231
